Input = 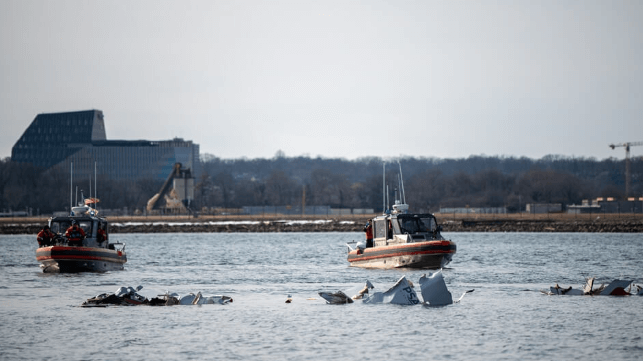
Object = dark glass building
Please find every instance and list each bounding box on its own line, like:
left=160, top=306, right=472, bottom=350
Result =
left=11, top=110, right=200, bottom=181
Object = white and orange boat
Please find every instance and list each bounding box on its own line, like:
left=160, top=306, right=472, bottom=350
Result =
left=36, top=201, right=126, bottom=273
left=347, top=164, right=456, bottom=269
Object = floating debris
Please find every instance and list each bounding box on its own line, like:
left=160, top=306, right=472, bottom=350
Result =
left=82, top=285, right=233, bottom=307
left=318, top=290, right=353, bottom=304
left=419, top=271, right=453, bottom=306
left=318, top=280, right=375, bottom=304
left=352, top=280, right=375, bottom=300
left=543, top=278, right=643, bottom=296
left=362, top=276, right=420, bottom=305
left=319, top=272, right=471, bottom=306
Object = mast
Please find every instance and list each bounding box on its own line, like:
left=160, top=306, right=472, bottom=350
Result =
left=398, top=161, right=406, bottom=204
left=70, top=162, right=73, bottom=214
left=94, top=162, right=97, bottom=211
left=386, top=185, right=390, bottom=211
left=382, top=163, right=386, bottom=213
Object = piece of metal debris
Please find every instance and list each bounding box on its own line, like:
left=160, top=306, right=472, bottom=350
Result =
left=544, top=278, right=642, bottom=296
left=319, top=272, right=471, bottom=306
left=82, top=286, right=233, bottom=306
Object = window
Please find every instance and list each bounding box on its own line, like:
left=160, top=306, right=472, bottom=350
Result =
left=51, top=221, right=71, bottom=235
left=397, top=218, right=416, bottom=233
left=420, top=217, right=436, bottom=232
left=374, top=219, right=387, bottom=239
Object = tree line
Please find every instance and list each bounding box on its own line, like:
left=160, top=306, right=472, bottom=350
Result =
left=1, top=154, right=640, bottom=215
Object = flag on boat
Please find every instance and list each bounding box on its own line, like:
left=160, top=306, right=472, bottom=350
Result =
left=84, top=198, right=100, bottom=205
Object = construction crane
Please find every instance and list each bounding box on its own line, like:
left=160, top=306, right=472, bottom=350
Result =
left=609, top=141, right=643, bottom=197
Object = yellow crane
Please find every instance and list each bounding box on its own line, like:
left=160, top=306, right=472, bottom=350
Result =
left=609, top=141, right=643, bottom=197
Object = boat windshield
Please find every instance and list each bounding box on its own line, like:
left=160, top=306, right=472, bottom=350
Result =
left=50, top=221, right=70, bottom=235
left=397, top=216, right=436, bottom=234
left=50, top=220, right=93, bottom=236
left=419, top=217, right=437, bottom=232
left=77, top=221, right=92, bottom=235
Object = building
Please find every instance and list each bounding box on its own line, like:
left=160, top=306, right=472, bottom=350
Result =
left=567, top=198, right=643, bottom=214
left=439, top=207, right=508, bottom=214
left=525, top=203, right=563, bottom=214
left=11, top=110, right=200, bottom=182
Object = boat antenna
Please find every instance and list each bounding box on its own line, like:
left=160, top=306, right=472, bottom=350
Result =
left=382, top=163, right=386, bottom=213
left=386, top=185, right=390, bottom=212
left=70, top=162, right=73, bottom=215
left=94, top=161, right=97, bottom=211
left=398, top=161, right=406, bottom=204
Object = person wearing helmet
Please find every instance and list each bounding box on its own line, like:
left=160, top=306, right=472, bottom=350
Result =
left=65, top=221, right=86, bottom=246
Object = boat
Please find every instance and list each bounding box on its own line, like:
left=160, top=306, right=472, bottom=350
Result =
left=35, top=201, right=127, bottom=273
left=346, top=163, right=456, bottom=269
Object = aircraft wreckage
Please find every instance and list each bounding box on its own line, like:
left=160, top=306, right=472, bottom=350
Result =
left=318, top=270, right=474, bottom=306
left=82, top=285, right=233, bottom=307
left=80, top=274, right=641, bottom=308
left=543, top=277, right=643, bottom=296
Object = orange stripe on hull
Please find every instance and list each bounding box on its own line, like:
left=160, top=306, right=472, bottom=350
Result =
left=348, top=248, right=455, bottom=263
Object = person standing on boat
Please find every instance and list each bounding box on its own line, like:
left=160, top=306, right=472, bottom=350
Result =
left=363, top=219, right=373, bottom=248
left=37, top=225, right=55, bottom=247
left=65, top=221, right=86, bottom=246
left=97, top=225, right=108, bottom=244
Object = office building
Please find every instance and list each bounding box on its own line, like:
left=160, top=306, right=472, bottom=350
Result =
left=11, top=110, right=200, bottom=181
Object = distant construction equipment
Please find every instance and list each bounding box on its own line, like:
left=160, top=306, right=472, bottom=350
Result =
left=609, top=141, right=643, bottom=197
left=146, top=163, right=194, bottom=214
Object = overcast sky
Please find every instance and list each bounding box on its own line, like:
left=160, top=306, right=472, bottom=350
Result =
left=1, top=0, right=642, bottom=161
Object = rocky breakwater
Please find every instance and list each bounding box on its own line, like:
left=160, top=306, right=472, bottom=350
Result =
left=108, top=219, right=360, bottom=233
left=2, top=216, right=642, bottom=234
left=441, top=218, right=643, bottom=233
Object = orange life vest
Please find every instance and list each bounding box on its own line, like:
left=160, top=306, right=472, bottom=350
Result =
left=65, top=225, right=85, bottom=242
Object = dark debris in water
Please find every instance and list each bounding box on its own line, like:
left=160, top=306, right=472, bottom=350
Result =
left=81, top=286, right=233, bottom=307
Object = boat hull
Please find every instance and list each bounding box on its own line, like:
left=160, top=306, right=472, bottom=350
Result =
left=36, top=246, right=127, bottom=273
left=347, top=240, right=456, bottom=269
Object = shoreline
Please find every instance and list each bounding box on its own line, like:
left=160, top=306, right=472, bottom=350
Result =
left=1, top=213, right=642, bottom=234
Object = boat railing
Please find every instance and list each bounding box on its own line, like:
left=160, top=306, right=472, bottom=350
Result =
left=108, top=242, right=126, bottom=252
left=346, top=241, right=356, bottom=252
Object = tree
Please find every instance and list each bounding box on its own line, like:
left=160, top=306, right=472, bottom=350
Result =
left=265, top=170, right=296, bottom=205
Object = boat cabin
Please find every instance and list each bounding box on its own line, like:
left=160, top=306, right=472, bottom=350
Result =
left=48, top=207, right=110, bottom=248
left=372, top=213, right=441, bottom=247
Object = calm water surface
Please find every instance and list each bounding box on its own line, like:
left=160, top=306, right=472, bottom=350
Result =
left=1, top=232, right=642, bottom=360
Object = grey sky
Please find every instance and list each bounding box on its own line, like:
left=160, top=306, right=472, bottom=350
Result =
left=1, top=0, right=641, bottom=161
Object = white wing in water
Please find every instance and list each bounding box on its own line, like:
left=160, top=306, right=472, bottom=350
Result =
left=362, top=275, right=420, bottom=305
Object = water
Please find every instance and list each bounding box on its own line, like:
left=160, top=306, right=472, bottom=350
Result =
left=1, top=232, right=642, bottom=360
